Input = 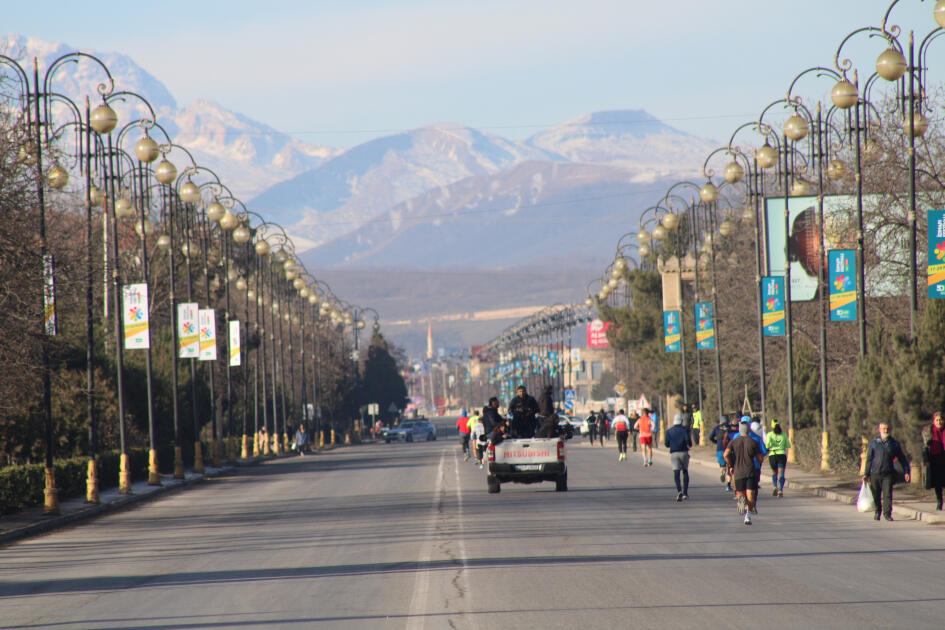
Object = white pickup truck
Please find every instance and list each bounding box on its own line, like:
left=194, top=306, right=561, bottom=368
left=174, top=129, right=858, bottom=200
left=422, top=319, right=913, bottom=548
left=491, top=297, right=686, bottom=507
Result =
left=486, top=437, right=568, bottom=493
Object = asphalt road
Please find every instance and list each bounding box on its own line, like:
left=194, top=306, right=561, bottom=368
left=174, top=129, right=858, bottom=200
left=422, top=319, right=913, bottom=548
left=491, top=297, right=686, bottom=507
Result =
left=2, top=423, right=944, bottom=630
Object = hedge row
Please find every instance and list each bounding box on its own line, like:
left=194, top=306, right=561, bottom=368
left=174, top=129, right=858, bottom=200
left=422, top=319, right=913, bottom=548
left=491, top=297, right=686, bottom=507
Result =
left=0, top=442, right=211, bottom=516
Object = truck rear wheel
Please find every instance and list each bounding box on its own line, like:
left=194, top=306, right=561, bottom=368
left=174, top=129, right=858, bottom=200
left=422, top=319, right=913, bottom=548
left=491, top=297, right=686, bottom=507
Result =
left=487, top=475, right=501, bottom=494
left=555, top=472, right=568, bottom=492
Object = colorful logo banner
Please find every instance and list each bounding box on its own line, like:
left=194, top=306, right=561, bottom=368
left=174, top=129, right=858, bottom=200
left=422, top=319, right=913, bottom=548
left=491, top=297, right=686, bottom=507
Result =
left=587, top=318, right=613, bottom=348
left=762, top=276, right=785, bottom=336
left=663, top=310, right=681, bottom=352
left=695, top=301, right=715, bottom=350
left=198, top=308, right=217, bottom=361
left=178, top=302, right=199, bottom=358
left=828, top=249, right=857, bottom=321
left=229, top=320, right=241, bottom=366
left=929, top=210, right=945, bottom=299
left=43, top=254, right=56, bottom=336
left=122, top=283, right=150, bottom=349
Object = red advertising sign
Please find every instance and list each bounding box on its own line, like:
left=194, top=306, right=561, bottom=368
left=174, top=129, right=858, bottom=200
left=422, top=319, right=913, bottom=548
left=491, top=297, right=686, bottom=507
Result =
left=586, top=319, right=613, bottom=348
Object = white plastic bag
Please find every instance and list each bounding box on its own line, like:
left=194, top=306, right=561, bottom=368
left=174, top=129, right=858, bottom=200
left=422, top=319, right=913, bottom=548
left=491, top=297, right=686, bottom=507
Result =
left=856, top=481, right=875, bottom=513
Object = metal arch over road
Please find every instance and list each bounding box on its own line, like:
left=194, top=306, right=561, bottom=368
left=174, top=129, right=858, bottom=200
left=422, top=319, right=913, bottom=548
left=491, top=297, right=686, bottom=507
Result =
left=2, top=429, right=944, bottom=629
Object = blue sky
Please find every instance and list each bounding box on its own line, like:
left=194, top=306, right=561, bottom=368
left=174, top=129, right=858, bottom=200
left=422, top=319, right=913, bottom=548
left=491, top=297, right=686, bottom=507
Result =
left=4, top=0, right=941, bottom=148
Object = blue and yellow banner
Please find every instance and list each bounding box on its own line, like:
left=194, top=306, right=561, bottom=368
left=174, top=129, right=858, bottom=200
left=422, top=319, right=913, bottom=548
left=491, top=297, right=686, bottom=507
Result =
left=762, top=276, right=785, bottom=336
left=929, top=210, right=945, bottom=299
left=695, top=301, right=715, bottom=350
left=828, top=249, right=857, bottom=321
left=663, top=310, right=681, bottom=352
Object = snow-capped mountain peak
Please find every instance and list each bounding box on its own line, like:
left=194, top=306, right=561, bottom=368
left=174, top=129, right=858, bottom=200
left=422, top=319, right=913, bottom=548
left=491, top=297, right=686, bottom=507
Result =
left=525, top=108, right=716, bottom=169
left=2, top=34, right=335, bottom=199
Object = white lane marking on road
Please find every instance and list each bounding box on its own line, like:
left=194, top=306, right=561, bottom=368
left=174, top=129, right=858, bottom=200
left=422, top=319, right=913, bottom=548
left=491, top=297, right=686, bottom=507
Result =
left=452, top=448, right=471, bottom=611
left=406, top=449, right=445, bottom=630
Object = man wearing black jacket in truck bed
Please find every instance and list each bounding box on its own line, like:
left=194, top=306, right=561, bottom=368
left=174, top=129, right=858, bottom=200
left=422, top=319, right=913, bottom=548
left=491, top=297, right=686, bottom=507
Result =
left=508, top=386, right=539, bottom=438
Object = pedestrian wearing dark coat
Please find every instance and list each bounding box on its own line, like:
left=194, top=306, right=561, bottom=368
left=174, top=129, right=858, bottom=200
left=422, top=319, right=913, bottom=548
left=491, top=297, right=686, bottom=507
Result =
left=922, top=411, right=945, bottom=510
left=863, top=422, right=911, bottom=521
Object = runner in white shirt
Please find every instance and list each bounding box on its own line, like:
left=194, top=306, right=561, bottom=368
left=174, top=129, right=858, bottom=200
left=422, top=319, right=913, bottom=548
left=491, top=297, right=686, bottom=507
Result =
left=470, top=417, right=487, bottom=468
left=612, top=410, right=631, bottom=461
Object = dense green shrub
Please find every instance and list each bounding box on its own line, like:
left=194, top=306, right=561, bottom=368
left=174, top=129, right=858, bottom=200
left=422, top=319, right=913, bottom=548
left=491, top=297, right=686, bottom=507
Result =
left=790, top=427, right=862, bottom=476
left=0, top=443, right=210, bottom=516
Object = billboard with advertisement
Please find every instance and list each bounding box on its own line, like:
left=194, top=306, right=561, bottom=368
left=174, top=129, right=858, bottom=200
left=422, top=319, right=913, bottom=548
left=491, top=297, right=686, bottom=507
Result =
left=586, top=318, right=612, bottom=348
left=766, top=194, right=904, bottom=301
left=765, top=195, right=857, bottom=301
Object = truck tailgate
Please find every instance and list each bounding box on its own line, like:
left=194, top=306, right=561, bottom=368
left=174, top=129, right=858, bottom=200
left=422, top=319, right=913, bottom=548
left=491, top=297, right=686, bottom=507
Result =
left=494, top=438, right=559, bottom=464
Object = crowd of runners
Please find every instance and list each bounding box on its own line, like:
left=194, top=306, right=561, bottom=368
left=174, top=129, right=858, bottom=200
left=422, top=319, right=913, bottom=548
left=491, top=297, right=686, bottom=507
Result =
left=451, top=398, right=942, bottom=527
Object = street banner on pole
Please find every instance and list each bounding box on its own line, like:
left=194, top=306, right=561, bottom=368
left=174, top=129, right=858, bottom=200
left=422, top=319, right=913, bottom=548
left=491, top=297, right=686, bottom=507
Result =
left=762, top=276, right=785, bottom=336
left=198, top=308, right=217, bottom=361
left=663, top=310, right=681, bottom=352
left=828, top=249, right=857, bottom=320
left=122, top=283, right=149, bottom=349
left=178, top=302, right=199, bottom=358
left=229, top=320, right=241, bottom=366
left=586, top=319, right=612, bottom=348
left=695, top=301, right=715, bottom=349
left=929, top=210, right=945, bottom=298
left=43, top=254, right=57, bottom=336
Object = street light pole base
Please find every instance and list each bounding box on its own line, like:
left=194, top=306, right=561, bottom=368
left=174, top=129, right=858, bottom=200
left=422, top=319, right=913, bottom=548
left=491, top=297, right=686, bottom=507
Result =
left=173, top=446, right=185, bottom=479
left=119, top=453, right=133, bottom=494
left=86, top=458, right=99, bottom=504
left=148, top=449, right=161, bottom=486
left=241, top=434, right=250, bottom=459
left=820, top=431, right=831, bottom=471
left=43, top=467, right=59, bottom=515
left=787, top=428, right=798, bottom=464
left=194, top=441, right=205, bottom=474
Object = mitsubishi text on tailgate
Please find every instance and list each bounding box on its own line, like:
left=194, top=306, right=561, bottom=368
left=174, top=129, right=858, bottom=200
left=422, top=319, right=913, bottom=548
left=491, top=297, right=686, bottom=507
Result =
left=486, top=437, right=567, bottom=493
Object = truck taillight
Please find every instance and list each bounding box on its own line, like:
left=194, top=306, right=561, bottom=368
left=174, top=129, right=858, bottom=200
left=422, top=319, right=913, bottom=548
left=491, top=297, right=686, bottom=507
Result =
left=557, top=440, right=565, bottom=461
left=487, top=444, right=495, bottom=462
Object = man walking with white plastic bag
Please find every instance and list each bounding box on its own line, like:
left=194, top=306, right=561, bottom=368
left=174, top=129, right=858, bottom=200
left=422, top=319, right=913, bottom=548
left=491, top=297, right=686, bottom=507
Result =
left=863, top=422, right=910, bottom=521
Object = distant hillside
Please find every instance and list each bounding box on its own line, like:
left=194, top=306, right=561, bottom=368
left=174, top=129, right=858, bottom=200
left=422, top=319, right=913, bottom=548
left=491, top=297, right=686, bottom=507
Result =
left=250, top=124, right=555, bottom=237
left=302, top=162, right=672, bottom=269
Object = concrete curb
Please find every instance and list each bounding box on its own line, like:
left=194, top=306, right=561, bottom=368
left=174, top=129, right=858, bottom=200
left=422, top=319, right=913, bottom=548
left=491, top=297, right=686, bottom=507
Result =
left=0, top=455, right=279, bottom=547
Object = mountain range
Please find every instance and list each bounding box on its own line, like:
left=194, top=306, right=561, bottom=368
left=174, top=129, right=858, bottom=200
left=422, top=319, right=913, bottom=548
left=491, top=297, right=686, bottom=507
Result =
left=1, top=34, right=336, bottom=199
left=4, top=34, right=719, bottom=354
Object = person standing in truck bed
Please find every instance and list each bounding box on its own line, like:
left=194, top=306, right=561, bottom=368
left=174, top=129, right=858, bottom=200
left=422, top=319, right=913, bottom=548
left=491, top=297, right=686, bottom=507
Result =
left=508, top=385, right=539, bottom=438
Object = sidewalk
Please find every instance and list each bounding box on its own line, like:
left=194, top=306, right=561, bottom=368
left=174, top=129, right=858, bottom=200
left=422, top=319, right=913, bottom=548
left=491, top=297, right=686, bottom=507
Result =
left=0, top=458, right=263, bottom=547
left=575, top=437, right=945, bottom=525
